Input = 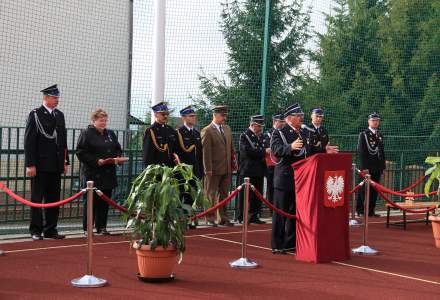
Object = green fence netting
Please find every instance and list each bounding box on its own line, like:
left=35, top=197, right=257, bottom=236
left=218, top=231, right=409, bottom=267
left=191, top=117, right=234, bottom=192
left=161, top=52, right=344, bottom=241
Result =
left=0, top=0, right=439, bottom=234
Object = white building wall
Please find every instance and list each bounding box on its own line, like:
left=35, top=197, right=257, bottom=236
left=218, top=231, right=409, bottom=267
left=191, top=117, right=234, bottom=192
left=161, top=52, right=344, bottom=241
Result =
left=0, top=0, right=131, bottom=130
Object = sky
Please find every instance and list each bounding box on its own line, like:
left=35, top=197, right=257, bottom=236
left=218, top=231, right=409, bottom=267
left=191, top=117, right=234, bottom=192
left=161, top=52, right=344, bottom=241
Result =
left=130, top=0, right=334, bottom=120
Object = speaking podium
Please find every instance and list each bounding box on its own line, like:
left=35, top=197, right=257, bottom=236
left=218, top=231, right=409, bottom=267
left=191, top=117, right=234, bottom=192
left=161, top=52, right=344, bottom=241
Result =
left=292, top=153, right=352, bottom=263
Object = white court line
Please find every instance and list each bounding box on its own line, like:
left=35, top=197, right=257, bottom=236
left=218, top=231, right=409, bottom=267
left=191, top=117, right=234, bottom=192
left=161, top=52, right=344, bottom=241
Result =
left=200, top=234, right=274, bottom=252
left=199, top=235, right=440, bottom=287
left=1, top=229, right=271, bottom=254
left=4, top=228, right=440, bottom=287
left=332, top=261, right=440, bottom=286
left=186, top=228, right=270, bottom=238
left=3, top=240, right=129, bottom=253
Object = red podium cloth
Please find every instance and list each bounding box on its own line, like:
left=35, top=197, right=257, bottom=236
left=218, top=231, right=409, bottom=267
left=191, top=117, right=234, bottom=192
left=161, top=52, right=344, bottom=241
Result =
left=292, top=153, right=352, bottom=263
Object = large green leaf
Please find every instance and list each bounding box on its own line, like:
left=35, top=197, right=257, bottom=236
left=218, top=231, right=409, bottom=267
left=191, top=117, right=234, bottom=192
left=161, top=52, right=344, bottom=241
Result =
left=425, top=165, right=438, bottom=176
left=424, top=168, right=440, bottom=196
left=123, top=164, right=209, bottom=253
left=425, top=157, right=440, bottom=165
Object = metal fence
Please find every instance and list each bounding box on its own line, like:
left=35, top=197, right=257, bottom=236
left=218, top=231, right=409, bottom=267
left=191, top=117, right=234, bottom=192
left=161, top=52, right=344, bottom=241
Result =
left=0, top=126, right=438, bottom=234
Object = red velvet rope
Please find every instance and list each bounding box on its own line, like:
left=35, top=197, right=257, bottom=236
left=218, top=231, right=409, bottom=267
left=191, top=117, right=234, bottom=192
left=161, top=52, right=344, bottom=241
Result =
left=95, top=186, right=242, bottom=221
left=371, top=180, right=437, bottom=198
left=373, top=185, right=438, bottom=214
left=95, top=190, right=128, bottom=213
left=357, top=170, right=431, bottom=196
left=251, top=186, right=297, bottom=219
left=397, top=175, right=426, bottom=193
left=193, top=186, right=242, bottom=220
left=349, top=181, right=365, bottom=195
left=0, top=182, right=84, bottom=208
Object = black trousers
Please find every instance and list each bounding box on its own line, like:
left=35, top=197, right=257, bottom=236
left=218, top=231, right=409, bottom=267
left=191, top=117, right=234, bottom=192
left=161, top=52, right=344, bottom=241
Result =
left=83, top=189, right=112, bottom=231
left=181, top=178, right=198, bottom=206
left=271, top=188, right=296, bottom=250
left=356, top=172, right=382, bottom=215
left=29, top=172, right=61, bottom=236
left=266, top=167, right=275, bottom=204
left=237, top=176, right=264, bottom=222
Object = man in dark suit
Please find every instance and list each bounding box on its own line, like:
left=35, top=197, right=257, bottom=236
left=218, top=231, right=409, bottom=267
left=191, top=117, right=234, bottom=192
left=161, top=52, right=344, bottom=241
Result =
left=357, top=112, right=385, bottom=217
left=270, top=103, right=309, bottom=254
left=308, top=108, right=330, bottom=153
left=176, top=106, right=203, bottom=228
left=24, top=84, right=69, bottom=240
left=143, top=102, right=179, bottom=167
left=262, top=113, right=285, bottom=206
left=176, top=106, right=203, bottom=180
left=237, top=115, right=266, bottom=224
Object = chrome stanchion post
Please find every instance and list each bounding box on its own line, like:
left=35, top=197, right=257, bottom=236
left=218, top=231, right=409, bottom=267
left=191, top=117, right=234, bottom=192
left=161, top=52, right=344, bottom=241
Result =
left=71, top=181, right=107, bottom=287
left=230, top=178, right=258, bottom=268
left=349, top=163, right=361, bottom=226
left=352, top=174, right=379, bottom=255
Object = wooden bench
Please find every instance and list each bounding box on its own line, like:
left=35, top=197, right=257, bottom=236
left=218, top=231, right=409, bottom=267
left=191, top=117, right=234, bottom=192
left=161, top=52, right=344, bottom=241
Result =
left=386, top=201, right=440, bottom=230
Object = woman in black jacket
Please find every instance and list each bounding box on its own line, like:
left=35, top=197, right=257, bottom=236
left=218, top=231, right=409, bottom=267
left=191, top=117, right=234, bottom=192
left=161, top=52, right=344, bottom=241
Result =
left=76, top=109, right=126, bottom=235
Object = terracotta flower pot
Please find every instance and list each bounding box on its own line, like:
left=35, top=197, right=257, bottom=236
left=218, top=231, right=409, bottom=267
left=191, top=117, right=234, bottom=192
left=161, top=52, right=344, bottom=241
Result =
left=133, top=242, right=178, bottom=279
left=429, top=216, right=440, bottom=248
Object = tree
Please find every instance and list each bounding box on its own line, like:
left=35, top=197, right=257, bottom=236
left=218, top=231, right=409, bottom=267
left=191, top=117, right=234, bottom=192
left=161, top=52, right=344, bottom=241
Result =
left=301, top=0, right=389, bottom=136
left=194, top=0, right=311, bottom=133
left=379, top=0, right=440, bottom=136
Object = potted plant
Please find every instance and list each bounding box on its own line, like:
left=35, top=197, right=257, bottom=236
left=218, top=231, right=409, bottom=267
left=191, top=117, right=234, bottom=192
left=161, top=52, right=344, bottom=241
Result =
left=424, top=156, right=440, bottom=248
left=124, top=164, right=209, bottom=280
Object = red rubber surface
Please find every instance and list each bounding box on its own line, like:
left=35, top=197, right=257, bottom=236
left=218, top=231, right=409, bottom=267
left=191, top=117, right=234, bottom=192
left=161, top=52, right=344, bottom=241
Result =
left=1, top=218, right=440, bottom=300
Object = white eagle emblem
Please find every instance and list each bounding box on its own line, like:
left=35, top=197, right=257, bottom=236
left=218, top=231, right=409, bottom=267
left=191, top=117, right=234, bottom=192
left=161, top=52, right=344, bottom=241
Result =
left=326, top=176, right=344, bottom=203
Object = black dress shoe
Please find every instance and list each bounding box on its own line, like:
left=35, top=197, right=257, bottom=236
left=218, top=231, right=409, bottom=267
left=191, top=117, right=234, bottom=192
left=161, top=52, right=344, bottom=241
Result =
left=252, top=219, right=266, bottom=225
left=219, top=221, right=234, bottom=227
left=97, top=229, right=111, bottom=236
left=44, top=233, right=65, bottom=240
left=31, top=234, right=43, bottom=241
left=369, top=213, right=381, bottom=217
left=283, top=247, right=296, bottom=253
left=272, top=249, right=287, bottom=255
left=208, top=221, right=218, bottom=227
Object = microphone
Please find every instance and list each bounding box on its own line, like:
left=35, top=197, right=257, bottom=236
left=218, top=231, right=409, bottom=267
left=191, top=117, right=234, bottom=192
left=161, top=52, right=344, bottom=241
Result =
left=301, top=124, right=315, bottom=133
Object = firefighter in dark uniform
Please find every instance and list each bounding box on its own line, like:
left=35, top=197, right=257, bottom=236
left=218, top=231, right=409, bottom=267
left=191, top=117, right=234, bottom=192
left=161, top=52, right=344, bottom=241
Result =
left=175, top=106, right=203, bottom=228
left=270, top=103, right=314, bottom=254
left=143, top=102, right=179, bottom=167
left=308, top=108, right=330, bottom=153
left=357, top=112, right=385, bottom=217
left=24, top=84, right=68, bottom=241
left=262, top=113, right=285, bottom=206
left=176, top=106, right=203, bottom=180
left=237, top=115, right=266, bottom=224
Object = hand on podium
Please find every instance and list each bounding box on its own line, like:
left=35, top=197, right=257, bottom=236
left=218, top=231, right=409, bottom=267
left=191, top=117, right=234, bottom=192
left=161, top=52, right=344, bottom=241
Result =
left=98, top=157, right=129, bottom=166
left=114, top=157, right=129, bottom=165
left=325, top=143, right=339, bottom=154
